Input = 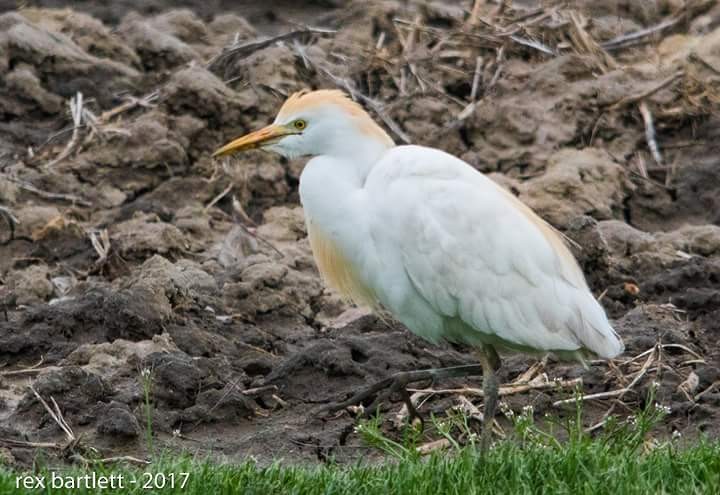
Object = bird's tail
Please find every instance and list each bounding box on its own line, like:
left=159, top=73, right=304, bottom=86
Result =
left=573, top=292, right=624, bottom=359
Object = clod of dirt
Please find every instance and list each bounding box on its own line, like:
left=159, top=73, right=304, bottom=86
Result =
left=614, top=304, right=694, bottom=354
left=124, top=255, right=218, bottom=317
left=150, top=10, right=210, bottom=47
left=213, top=226, right=259, bottom=269
left=69, top=113, right=189, bottom=202
left=207, top=14, right=256, bottom=46
left=141, top=352, right=201, bottom=409
left=19, top=8, right=141, bottom=68
left=627, top=148, right=720, bottom=232
left=521, top=148, right=634, bottom=227
left=83, top=112, right=188, bottom=170
left=5, top=264, right=53, bottom=305
left=0, top=285, right=168, bottom=365
left=117, top=13, right=198, bottom=71
left=181, top=388, right=256, bottom=424
left=162, top=65, right=253, bottom=130
left=112, top=177, right=215, bottom=223
left=660, top=225, right=720, bottom=257
left=17, top=366, right=110, bottom=421
left=217, top=210, right=319, bottom=318
left=223, top=255, right=322, bottom=320
left=599, top=220, right=658, bottom=257
left=256, top=206, right=307, bottom=243
left=600, top=221, right=720, bottom=265
left=64, top=334, right=180, bottom=375
left=262, top=322, right=465, bottom=404
left=174, top=205, right=214, bottom=240
left=4, top=65, right=63, bottom=116
left=641, top=258, right=720, bottom=316
left=220, top=45, right=302, bottom=105
left=96, top=401, right=141, bottom=439
left=228, top=154, right=293, bottom=213
left=111, top=213, right=189, bottom=261
left=10, top=205, right=61, bottom=239
left=0, top=12, right=138, bottom=103
left=28, top=215, right=91, bottom=267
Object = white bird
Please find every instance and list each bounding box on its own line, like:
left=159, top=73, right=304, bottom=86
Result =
left=214, top=89, right=623, bottom=447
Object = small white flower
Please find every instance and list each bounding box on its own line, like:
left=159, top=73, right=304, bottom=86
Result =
left=672, top=430, right=681, bottom=439
left=140, top=368, right=151, bottom=378
left=173, top=429, right=181, bottom=438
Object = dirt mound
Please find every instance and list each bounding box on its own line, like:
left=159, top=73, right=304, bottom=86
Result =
left=0, top=0, right=719, bottom=466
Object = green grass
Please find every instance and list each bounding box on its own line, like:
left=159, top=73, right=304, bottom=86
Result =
left=1, top=393, right=718, bottom=494
left=1, top=440, right=718, bottom=495
left=139, top=367, right=155, bottom=454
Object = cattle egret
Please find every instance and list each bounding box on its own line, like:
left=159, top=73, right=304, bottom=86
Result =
left=214, top=89, right=624, bottom=448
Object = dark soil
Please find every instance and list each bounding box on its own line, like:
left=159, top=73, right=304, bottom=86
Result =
left=0, top=0, right=719, bottom=467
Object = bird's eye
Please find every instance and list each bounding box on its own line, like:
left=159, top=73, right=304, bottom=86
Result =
left=293, top=119, right=307, bottom=131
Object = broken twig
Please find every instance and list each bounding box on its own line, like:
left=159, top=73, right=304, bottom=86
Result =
left=205, top=183, right=234, bottom=213
left=409, top=377, right=582, bottom=398
left=602, top=16, right=681, bottom=50
left=638, top=101, right=664, bottom=167
left=4, top=176, right=91, bottom=207
left=46, top=92, right=84, bottom=168
left=208, top=27, right=336, bottom=75
left=30, top=386, right=76, bottom=444
left=609, top=71, right=683, bottom=109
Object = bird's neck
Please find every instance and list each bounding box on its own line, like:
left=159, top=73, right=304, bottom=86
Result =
left=323, top=135, right=393, bottom=186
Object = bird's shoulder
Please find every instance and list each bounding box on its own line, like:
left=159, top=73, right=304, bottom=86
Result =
left=368, top=145, right=474, bottom=184
left=366, top=145, right=513, bottom=224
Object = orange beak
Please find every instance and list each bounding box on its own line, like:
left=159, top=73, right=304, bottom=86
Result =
left=212, top=124, right=294, bottom=158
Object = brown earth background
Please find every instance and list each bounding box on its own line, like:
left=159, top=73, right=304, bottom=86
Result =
left=0, top=0, right=719, bottom=467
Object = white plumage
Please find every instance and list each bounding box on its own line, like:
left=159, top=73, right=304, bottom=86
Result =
left=300, top=143, right=622, bottom=360
left=362, top=145, right=623, bottom=359
left=214, top=89, right=623, bottom=361
left=213, top=89, right=624, bottom=444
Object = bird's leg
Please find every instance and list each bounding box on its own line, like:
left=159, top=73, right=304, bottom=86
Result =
left=478, top=347, right=500, bottom=452
left=398, top=387, right=423, bottom=429
left=366, top=376, right=424, bottom=428
left=485, top=344, right=501, bottom=371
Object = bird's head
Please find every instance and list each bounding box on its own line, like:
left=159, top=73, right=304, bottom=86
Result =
left=213, top=89, right=394, bottom=160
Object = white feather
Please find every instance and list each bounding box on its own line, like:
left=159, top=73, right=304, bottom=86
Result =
left=271, top=98, right=625, bottom=361
left=358, top=145, right=623, bottom=358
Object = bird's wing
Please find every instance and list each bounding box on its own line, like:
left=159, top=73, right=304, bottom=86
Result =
left=366, top=146, right=623, bottom=358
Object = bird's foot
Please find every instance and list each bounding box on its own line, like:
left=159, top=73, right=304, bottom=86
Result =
left=321, top=364, right=486, bottom=426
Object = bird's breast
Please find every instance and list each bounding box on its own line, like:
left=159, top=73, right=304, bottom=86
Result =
left=306, top=221, right=378, bottom=310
